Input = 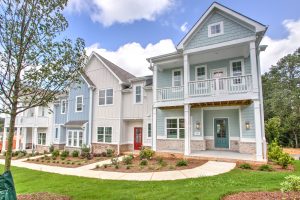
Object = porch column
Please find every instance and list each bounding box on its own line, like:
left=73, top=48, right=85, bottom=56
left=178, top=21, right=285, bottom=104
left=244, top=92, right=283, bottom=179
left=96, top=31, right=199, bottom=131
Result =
left=254, top=100, right=263, bottom=161
left=250, top=42, right=259, bottom=92
left=184, top=104, right=191, bottom=155
left=2, top=127, right=7, bottom=153
left=32, top=127, right=38, bottom=149
left=152, top=108, right=157, bottom=151
left=16, top=128, right=21, bottom=150
left=23, top=128, right=27, bottom=150
left=153, top=64, right=157, bottom=103
left=183, top=54, right=190, bottom=99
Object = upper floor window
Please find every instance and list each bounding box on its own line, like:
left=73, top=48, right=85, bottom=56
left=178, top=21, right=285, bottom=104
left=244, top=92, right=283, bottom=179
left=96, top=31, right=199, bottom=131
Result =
left=134, top=85, right=143, bottom=104
left=75, top=96, right=83, bottom=112
left=61, top=100, right=67, bottom=114
left=166, top=118, right=185, bottom=139
left=99, top=89, right=113, bottom=106
left=195, top=65, right=207, bottom=80
left=208, top=21, right=224, bottom=37
left=230, top=59, right=244, bottom=84
left=172, top=69, right=182, bottom=87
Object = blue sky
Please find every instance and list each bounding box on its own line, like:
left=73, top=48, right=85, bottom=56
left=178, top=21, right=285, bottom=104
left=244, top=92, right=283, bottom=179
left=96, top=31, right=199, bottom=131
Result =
left=64, top=0, right=300, bottom=76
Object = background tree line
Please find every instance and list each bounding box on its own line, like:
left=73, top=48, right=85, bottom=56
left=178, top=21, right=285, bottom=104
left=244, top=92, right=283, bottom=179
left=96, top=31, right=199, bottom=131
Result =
left=263, top=48, right=300, bottom=147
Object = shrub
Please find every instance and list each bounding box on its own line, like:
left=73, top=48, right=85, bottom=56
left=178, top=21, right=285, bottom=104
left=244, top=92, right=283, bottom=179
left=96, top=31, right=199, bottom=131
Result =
left=80, top=145, right=92, bottom=160
left=111, top=157, right=119, bottom=166
left=103, top=164, right=108, bottom=168
left=140, top=160, right=148, bottom=166
left=281, top=175, right=300, bottom=192
left=60, top=150, right=69, bottom=159
left=169, top=165, right=175, bottom=170
left=176, top=159, right=188, bottom=167
left=101, top=152, right=107, bottom=157
left=258, top=164, right=273, bottom=171
left=126, top=165, right=130, bottom=170
left=106, top=149, right=114, bottom=157
left=265, top=117, right=281, bottom=142
left=115, top=165, right=119, bottom=169
left=95, top=164, right=100, bottom=169
left=72, top=150, right=79, bottom=158
left=93, top=153, right=102, bottom=157
left=278, top=153, right=294, bottom=169
left=49, top=145, right=54, bottom=153
left=139, top=147, right=154, bottom=160
left=239, top=163, right=252, bottom=170
left=122, top=156, right=133, bottom=165
left=51, top=149, right=60, bottom=158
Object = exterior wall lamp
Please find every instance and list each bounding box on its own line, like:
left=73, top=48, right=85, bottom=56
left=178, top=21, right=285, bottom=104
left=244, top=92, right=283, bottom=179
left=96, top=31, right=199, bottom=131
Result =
left=196, top=121, right=201, bottom=130
left=245, top=121, right=250, bottom=130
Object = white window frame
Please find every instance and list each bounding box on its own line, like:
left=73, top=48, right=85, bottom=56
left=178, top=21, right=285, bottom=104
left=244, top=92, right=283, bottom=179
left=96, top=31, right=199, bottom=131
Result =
left=147, top=123, right=152, bottom=138
left=67, top=130, right=84, bottom=147
left=37, top=132, right=46, bottom=145
left=98, top=88, right=114, bottom=106
left=97, top=127, right=112, bottom=143
left=134, top=85, right=143, bottom=104
left=75, top=95, right=83, bottom=112
left=230, top=59, right=245, bottom=85
left=165, top=117, right=185, bottom=139
left=61, top=100, right=67, bottom=114
left=195, top=65, right=207, bottom=81
left=172, top=69, right=183, bottom=87
left=208, top=21, right=224, bottom=37
left=55, top=127, right=59, bottom=139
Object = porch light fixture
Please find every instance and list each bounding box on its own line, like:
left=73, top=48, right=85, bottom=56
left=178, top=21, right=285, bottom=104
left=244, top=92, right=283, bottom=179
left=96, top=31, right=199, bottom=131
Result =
left=245, top=121, right=250, bottom=130
left=196, top=121, right=201, bottom=130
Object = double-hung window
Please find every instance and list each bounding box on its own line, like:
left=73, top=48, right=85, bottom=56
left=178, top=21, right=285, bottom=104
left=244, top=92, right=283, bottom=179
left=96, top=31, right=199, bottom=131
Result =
left=61, top=100, right=67, bottom=114
left=67, top=130, right=84, bottom=147
left=38, top=133, right=46, bottom=145
left=147, top=123, right=152, bottom=138
left=134, top=85, right=142, bottom=104
left=99, top=89, right=114, bottom=105
left=75, top=96, right=83, bottom=112
left=166, top=118, right=185, bottom=139
left=97, top=127, right=112, bottom=143
left=230, top=60, right=244, bottom=84
left=208, top=21, right=224, bottom=37
left=172, top=69, right=182, bottom=87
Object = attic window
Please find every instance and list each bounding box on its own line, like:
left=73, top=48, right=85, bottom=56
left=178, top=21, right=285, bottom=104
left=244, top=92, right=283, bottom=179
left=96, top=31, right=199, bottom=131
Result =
left=208, top=21, right=224, bottom=37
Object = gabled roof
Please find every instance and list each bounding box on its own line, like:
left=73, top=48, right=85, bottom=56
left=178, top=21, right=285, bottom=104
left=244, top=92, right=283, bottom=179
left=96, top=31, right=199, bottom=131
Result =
left=177, top=2, right=267, bottom=49
left=81, top=71, right=95, bottom=88
left=90, top=52, right=135, bottom=84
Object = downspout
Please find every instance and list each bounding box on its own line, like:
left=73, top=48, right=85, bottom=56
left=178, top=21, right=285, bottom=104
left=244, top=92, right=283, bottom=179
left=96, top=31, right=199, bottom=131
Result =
left=118, top=86, right=123, bottom=155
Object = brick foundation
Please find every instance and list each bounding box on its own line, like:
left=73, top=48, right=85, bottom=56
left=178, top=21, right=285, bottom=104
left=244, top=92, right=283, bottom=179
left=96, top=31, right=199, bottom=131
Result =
left=36, top=145, right=49, bottom=153
left=230, top=140, right=239, bottom=152
left=64, top=146, right=81, bottom=153
left=119, top=144, right=133, bottom=153
left=91, top=143, right=118, bottom=154
left=191, top=140, right=206, bottom=151
left=53, top=144, right=65, bottom=150
left=239, top=142, right=256, bottom=154
left=157, top=139, right=184, bottom=152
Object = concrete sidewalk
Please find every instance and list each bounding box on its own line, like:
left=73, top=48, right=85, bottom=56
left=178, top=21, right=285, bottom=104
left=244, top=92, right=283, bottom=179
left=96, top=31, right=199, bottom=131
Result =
left=0, top=157, right=236, bottom=181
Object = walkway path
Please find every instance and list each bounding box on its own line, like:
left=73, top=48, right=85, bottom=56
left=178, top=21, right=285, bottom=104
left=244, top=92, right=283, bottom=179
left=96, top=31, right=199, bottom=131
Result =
left=0, top=156, right=236, bottom=181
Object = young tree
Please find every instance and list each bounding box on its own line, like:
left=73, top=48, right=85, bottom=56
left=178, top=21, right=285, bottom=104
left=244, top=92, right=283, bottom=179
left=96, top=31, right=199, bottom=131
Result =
left=0, top=0, right=86, bottom=172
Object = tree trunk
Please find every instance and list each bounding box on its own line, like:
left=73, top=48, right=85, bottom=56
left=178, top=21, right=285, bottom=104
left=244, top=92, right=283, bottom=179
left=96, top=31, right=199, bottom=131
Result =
left=294, top=131, right=298, bottom=148
left=4, top=103, right=18, bottom=172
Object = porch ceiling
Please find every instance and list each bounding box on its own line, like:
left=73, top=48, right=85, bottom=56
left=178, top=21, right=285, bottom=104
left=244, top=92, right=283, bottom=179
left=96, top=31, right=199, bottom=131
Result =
left=191, top=99, right=252, bottom=108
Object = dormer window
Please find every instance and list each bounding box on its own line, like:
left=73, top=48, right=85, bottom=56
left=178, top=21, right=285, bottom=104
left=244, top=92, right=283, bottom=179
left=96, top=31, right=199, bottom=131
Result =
left=208, top=21, right=224, bottom=37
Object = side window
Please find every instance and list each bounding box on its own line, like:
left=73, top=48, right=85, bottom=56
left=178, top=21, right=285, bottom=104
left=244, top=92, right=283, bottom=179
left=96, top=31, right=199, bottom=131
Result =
left=61, top=100, right=66, bottom=114
left=148, top=123, right=152, bottom=138
left=76, top=96, right=83, bottom=112
left=106, top=89, right=113, bottom=105
left=134, top=85, right=142, bottom=104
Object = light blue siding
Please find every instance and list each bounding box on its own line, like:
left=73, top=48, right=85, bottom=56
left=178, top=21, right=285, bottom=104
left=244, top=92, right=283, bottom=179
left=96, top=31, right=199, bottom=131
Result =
left=203, top=109, right=240, bottom=137
left=157, top=67, right=183, bottom=88
left=191, top=108, right=202, bottom=137
left=185, top=11, right=255, bottom=50
left=241, top=103, right=255, bottom=138
left=157, top=108, right=184, bottom=136
left=190, top=56, right=251, bottom=81
left=54, top=97, right=68, bottom=124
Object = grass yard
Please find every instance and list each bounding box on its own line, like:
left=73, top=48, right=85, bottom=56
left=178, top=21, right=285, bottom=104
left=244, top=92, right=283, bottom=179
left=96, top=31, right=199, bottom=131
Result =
left=7, top=161, right=300, bottom=200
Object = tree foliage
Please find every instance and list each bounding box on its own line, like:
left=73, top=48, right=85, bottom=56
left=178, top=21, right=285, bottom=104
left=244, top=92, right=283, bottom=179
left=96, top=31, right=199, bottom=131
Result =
left=0, top=0, right=86, bottom=171
left=262, top=48, right=300, bottom=147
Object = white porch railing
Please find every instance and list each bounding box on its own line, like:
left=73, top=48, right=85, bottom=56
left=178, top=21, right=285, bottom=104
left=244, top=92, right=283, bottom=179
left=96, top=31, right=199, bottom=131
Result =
left=157, top=86, right=184, bottom=101
left=189, top=75, right=252, bottom=97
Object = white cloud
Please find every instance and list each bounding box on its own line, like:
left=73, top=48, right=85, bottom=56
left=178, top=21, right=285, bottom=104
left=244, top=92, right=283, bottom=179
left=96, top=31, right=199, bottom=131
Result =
left=260, top=19, right=300, bottom=73
left=180, top=22, right=188, bottom=32
left=67, top=0, right=174, bottom=26
left=86, top=39, right=176, bottom=76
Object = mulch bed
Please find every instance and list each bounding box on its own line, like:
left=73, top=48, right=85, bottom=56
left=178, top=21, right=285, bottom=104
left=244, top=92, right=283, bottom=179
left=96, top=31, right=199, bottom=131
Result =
left=236, top=161, right=294, bottom=172
left=26, top=155, right=108, bottom=168
left=94, top=156, right=207, bottom=172
left=18, top=192, right=71, bottom=200
left=222, top=191, right=300, bottom=200
left=283, top=148, right=300, bottom=155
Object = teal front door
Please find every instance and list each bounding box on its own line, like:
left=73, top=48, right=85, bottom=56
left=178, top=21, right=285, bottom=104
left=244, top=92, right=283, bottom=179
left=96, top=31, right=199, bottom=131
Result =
left=214, top=118, right=229, bottom=148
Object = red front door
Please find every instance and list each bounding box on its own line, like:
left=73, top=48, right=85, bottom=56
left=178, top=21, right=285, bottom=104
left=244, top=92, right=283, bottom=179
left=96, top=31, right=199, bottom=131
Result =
left=134, top=127, right=143, bottom=150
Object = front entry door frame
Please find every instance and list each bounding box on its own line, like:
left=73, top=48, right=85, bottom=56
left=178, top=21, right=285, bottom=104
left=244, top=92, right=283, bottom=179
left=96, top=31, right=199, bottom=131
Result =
left=213, top=117, right=229, bottom=149
left=134, top=127, right=143, bottom=150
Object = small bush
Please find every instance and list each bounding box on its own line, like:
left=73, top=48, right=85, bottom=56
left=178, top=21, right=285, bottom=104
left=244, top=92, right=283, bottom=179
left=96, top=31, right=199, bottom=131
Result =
left=72, top=150, right=79, bottom=158
left=60, top=150, right=69, bottom=159
left=115, top=165, right=119, bottom=169
left=258, top=164, right=273, bottom=171
left=278, top=153, right=294, bottom=169
left=239, top=163, right=252, bottom=170
left=111, top=157, right=119, bottom=166
left=268, top=140, right=283, bottom=162
left=126, top=165, right=130, bottom=170
left=106, top=149, right=114, bottom=157
left=169, top=165, right=175, bottom=170
left=122, top=156, right=133, bottom=165
left=80, top=145, right=92, bottom=160
left=66, top=161, right=70, bottom=164
left=281, top=175, right=300, bottom=192
left=140, top=160, right=148, bottom=166
left=61, top=157, right=65, bottom=161
left=103, top=164, right=108, bottom=168
left=51, top=149, right=60, bottom=158
left=101, top=152, right=107, bottom=157
left=93, top=153, right=102, bottom=157
left=176, top=159, right=188, bottom=167
left=61, top=162, right=65, bottom=164
left=49, top=145, right=54, bottom=153
left=139, top=147, right=154, bottom=160
left=95, top=164, right=100, bottom=169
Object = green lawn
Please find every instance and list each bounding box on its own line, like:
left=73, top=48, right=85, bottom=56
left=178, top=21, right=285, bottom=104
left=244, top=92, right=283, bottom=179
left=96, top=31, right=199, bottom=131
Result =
left=9, top=161, right=300, bottom=200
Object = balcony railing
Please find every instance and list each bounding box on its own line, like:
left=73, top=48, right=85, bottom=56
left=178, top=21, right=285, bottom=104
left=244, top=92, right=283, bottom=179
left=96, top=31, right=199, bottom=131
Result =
left=156, top=75, right=253, bottom=102
left=157, top=86, right=184, bottom=101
